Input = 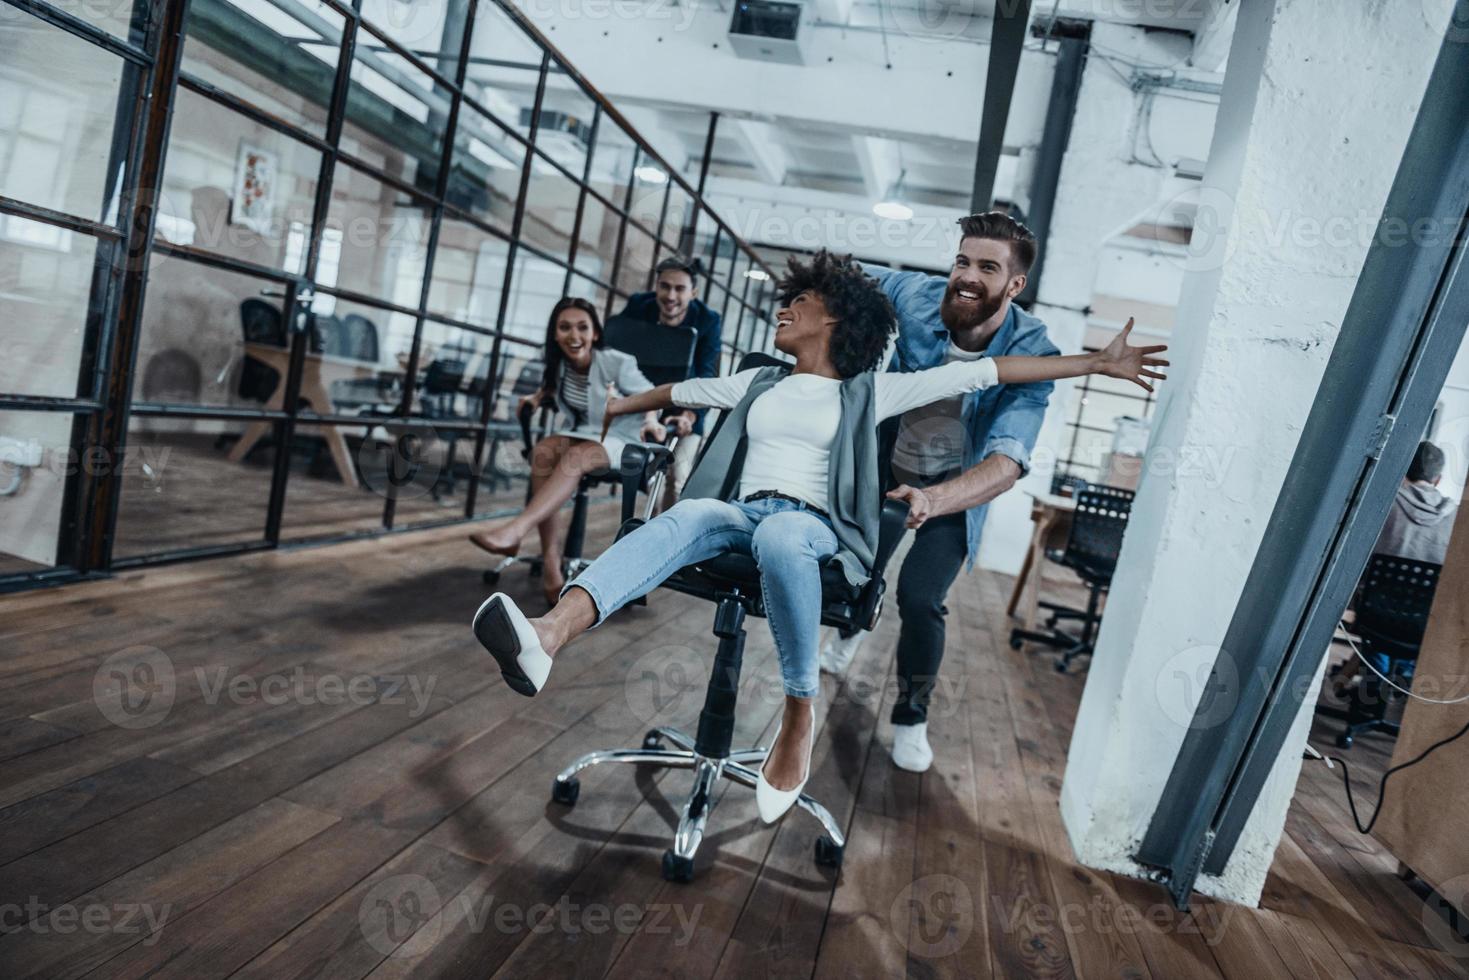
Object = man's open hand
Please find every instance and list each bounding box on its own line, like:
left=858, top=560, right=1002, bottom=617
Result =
left=886, top=484, right=934, bottom=529
left=1093, top=318, right=1169, bottom=393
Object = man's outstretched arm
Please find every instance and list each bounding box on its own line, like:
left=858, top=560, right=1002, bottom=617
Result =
left=888, top=454, right=1022, bottom=528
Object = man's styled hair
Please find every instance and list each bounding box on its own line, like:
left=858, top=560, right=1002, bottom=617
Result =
left=1408, top=440, right=1446, bottom=483
left=777, top=250, right=895, bottom=379
left=655, top=256, right=700, bottom=288
left=958, top=211, right=1038, bottom=276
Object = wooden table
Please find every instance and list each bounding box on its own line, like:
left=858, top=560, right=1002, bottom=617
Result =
left=1006, top=491, right=1077, bottom=630
left=226, top=342, right=379, bottom=487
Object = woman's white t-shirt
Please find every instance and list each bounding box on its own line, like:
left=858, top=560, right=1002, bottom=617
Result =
left=670, top=358, right=999, bottom=512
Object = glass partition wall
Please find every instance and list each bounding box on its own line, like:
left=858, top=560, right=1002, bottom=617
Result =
left=0, top=0, right=776, bottom=590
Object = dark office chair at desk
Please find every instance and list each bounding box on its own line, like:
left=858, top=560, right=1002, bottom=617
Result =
left=1328, top=553, right=1441, bottom=748
left=482, top=317, right=699, bottom=588
left=546, top=352, right=910, bottom=882
left=1009, top=485, right=1134, bottom=673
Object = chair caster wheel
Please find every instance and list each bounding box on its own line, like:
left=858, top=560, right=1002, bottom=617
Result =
left=1008, top=632, right=1024, bottom=651
left=482, top=569, right=500, bottom=585
left=1336, top=733, right=1354, bottom=749
left=551, top=777, right=580, bottom=806
left=661, top=850, right=695, bottom=883
left=1054, top=660, right=1068, bottom=673
left=642, top=731, right=662, bottom=750
left=815, top=835, right=844, bottom=869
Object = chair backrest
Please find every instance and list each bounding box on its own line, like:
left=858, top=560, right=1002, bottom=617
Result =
left=1051, top=470, right=1090, bottom=497
left=337, top=313, right=380, bottom=362
left=307, top=313, right=338, bottom=354
left=1062, top=485, right=1134, bottom=581
left=238, top=299, right=285, bottom=402
left=1356, top=553, right=1442, bottom=652
left=239, top=298, right=285, bottom=345
left=512, top=359, right=544, bottom=396
left=603, top=314, right=699, bottom=387
left=423, top=358, right=467, bottom=395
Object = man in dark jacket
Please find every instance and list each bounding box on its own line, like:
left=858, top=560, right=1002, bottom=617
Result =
left=616, top=257, right=723, bottom=507
left=1374, top=440, right=1458, bottom=564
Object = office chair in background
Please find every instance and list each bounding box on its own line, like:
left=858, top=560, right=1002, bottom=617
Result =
left=1009, top=485, right=1135, bottom=673
left=1329, top=553, right=1442, bottom=748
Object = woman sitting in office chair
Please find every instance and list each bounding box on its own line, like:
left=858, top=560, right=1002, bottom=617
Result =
left=473, top=252, right=1167, bottom=822
left=468, top=297, right=666, bottom=606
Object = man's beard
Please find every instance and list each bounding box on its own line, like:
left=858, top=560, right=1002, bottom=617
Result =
left=940, top=284, right=1003, bottom=334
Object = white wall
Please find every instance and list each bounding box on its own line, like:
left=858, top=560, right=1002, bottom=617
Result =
left=1060, top=0, right=1456, bottom=905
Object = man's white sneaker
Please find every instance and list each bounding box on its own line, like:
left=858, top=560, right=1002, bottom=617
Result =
left=818, top=630, right=865, bottom=675
left=891, top=722, right=933, bottom=773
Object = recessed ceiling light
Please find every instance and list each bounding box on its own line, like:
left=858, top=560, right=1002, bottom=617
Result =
left=634, top=165, right=668, bottom=184
left=745, top=269, right=771, bottom=281
left=873, top=200, right=914, bottom=221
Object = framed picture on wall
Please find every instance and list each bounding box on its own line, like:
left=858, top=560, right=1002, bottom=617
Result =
left=231, top=142, right=278, bottom=235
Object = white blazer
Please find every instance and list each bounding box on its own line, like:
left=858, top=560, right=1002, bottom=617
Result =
left=554, top=346, right=655, bottom=448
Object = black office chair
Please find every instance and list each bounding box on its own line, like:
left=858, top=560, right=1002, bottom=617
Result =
left=547, top=352, right=909, bottom=882
left=1330, top=554, right=1442, bottom=748
left=416, top=358, right=473, bottom=499
left=1050, top=470, right=1090, bottom=497
left=1009, top=485, right=1135, bottom=673
left=482, top=319, right=699, bottom=588
left=237, top=298, right=286, bottom=404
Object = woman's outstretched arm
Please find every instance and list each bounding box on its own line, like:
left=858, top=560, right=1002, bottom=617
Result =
left=875, top=317, right=1168, bottom=420
left=605, top=383, right=677, bottom=419
left=994, top=318, right=1167, bottom=391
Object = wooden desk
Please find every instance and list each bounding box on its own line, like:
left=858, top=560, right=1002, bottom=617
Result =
left=227, top=342, right=378, bottom=487
left=1007, top=491, right=1077, bottom=630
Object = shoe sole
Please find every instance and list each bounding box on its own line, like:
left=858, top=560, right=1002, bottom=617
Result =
left=472, top=595, right=539, bottom=697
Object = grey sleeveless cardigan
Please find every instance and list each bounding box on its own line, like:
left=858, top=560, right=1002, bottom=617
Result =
left=679, top=366, right=880, bottom=590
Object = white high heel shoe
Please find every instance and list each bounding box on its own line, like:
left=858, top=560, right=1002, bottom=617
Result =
left=755, top=703, right=815, bottom=823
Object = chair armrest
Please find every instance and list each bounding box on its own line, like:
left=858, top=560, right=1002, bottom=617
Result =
left=845, top=499, right=911, bottom=634
left=618, top=440, right=676, bottom=525
left=517, top=400, right=555, bottom=460
left=870, top=498, right=911, bottom=579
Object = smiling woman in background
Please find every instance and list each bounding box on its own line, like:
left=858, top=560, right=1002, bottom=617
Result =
left=468, top=297, right=665, bottom=606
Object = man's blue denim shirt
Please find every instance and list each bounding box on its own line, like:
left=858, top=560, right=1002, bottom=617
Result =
left=864, top=264, right=1061, bottom=569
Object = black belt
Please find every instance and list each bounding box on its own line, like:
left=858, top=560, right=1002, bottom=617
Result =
left=741, top=490, right=830, bottom=520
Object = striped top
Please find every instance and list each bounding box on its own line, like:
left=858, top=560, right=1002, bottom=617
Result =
left=558, top=367, right=590, bottom=426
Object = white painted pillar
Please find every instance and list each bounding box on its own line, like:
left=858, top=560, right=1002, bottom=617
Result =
left=1059, top=0, right=1454, bottom=905
left=979, top=22, right=1186, bottom=573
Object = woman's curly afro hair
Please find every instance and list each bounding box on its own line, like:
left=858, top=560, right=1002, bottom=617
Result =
left=777, top=250, right=895, bottom=379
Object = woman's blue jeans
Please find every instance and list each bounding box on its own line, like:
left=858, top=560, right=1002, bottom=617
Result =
left=564, top=496, right=839, bottom=699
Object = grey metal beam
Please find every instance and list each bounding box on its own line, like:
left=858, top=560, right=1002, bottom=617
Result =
left=1135, top=15, right=1469, bottom=908
left=1016, top=26, right=1088, bottom=307
left=970, top=0, right=1032, bottom=212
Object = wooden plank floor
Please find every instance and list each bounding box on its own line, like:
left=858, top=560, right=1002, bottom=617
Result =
left=1, top=509, right=1465, bottom=979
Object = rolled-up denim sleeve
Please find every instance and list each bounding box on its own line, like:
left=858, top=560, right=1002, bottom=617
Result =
left=982, top=378, right=1053, bottom=477
left=861, top=263, right=922, bottom=306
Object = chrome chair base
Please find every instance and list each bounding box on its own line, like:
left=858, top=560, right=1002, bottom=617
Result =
left=550, top=725, right=847, bottom=882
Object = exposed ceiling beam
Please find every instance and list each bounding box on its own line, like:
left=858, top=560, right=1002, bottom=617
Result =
left=1190, top=0, right=1237, bottom=72
left=808, top=0, right=854, bottom=25
left=727, top=117, right=790, bottom=186
left=617, top=105, right=691, bottom=173
left=971, top=0, right=1032, bottom=210
left=852, top=134, right=901, bottom=199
